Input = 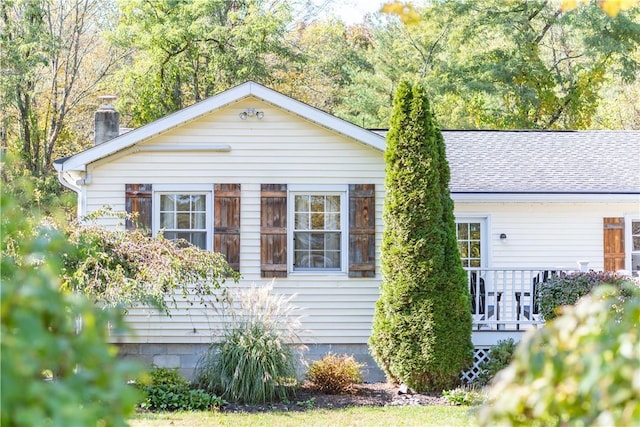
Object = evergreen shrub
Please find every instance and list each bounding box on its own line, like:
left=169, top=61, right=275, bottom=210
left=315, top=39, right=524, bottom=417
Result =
left=369, top=80, right=473, bottom=392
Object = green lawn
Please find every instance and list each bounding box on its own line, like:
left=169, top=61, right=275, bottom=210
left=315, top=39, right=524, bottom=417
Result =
left=130, top=405, right=479, bottom=427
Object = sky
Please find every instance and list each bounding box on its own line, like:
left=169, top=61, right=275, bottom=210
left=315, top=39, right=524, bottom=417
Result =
left=312, top=0, right=388, bottom=24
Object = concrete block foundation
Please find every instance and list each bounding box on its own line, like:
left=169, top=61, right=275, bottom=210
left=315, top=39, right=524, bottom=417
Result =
left=116, top=343, right=387, bottom=383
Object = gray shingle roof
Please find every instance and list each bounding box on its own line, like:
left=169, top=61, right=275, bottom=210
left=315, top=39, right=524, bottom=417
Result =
left=442, top=130, right=640, bottom=193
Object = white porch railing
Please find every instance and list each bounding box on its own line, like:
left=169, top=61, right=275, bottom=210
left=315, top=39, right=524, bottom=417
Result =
left=465, top=267, right=580, bottom=331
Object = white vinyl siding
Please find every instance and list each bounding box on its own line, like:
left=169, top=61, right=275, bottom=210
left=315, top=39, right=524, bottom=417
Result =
left=86, top=97, right=384, bottom=345
left=454, top=202, right=640, bottom=270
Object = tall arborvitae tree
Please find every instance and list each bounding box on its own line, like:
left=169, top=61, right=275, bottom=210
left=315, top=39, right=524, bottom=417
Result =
left=369, top=80, right=473, bottom=392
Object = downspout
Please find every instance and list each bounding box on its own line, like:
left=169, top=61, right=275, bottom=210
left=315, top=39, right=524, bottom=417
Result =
left=54, top=164, right=87, bottom=218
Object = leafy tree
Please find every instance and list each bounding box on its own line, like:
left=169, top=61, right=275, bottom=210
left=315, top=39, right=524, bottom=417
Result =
left=478, top=283, right=640, bottom=426
left=1, top=0, right=123, bottom=178
left=369, top=80, right=473, bottom=392
left=110, top=0, right=297, bottom=126
left=0, top=182, right=140, bottom=427
left=353, top=0, right=640, bottom=129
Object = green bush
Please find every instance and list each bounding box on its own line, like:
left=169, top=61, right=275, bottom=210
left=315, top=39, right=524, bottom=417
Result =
left=369, top=80, right=473, bottom=392
left=537, top=271, right=636, bottom=320
left=1, top=182, right=140, bottom=427
left=306, top=354, right=364, bottom=394
left=443, top=386, right=486, bottom=406
left=479, top=284, right=640, bottom=426
left=474, top=339, right=516, bottom=386
left=138, top=367, right=223, bottom=411
left=195, top=285, right=303, bottom=403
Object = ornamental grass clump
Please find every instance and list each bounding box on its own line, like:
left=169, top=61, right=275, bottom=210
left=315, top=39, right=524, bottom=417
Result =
left=195, top=284, right=305, bottom=404
left=306, top=354, right=364, bottom=394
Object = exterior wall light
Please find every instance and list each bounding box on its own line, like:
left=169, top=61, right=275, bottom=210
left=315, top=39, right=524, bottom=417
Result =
left=239, top=108, right=264, bottom=120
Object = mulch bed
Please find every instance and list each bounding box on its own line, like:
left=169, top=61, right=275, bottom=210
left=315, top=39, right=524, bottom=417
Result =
left=221, top=382, right=450, bottom=413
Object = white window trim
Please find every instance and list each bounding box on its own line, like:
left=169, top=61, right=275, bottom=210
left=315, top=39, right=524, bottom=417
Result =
left=288, top=185, right=348, bottom=275
left=624, top=213, right=640, bottom=276
left=152, top=188, right=213, bottom=251
left=454, top=215, right=491, bottom=268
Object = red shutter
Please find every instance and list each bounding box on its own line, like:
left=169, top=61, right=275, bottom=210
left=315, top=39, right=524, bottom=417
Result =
left=603, top=217, right=625, bottom=272
left=214, top=184, right=241, bottom=272
left=125, top=184, right=152, bottom=234
left=261, top=184, right=287, bottom=278
left=349, top=184, right=376, bottom=278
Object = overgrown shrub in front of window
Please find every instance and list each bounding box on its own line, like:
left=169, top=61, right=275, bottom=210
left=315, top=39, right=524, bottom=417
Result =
left=195, top=284, right=305, bottom=404
left=536, top=271, right=636, bottom=320
left=478, top=284, right=640, bottom=426
left=306, top=354, right=364, bottom=394
left=137, top=367, right=224, bottom=411
left=474, top=339, right=517, bottom=387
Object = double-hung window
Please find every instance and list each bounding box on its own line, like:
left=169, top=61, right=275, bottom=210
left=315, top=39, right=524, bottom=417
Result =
left=154, top=188, right=212, bottom=250
left=290, top=186, right=347, bottom=273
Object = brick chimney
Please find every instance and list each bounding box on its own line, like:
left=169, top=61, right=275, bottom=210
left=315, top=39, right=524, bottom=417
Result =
left=94, top=95, right=119, bottom=145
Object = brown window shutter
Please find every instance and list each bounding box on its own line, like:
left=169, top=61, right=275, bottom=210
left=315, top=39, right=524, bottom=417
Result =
left=261, top=184, right=287, bottom=278
left=125, top=184, right=152, bottom=234
left=603, top=217, right=625, bottom=271
left=349, top=184, right=375, bottom=278
left=214, top=184, right=241, bottom=272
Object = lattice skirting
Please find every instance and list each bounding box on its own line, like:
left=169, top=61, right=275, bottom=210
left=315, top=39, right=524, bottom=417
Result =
left=461, top=347, right=491, bottom=384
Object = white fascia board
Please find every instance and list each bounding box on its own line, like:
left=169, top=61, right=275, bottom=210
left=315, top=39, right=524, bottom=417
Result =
left=452, top=192, right=640, bottom=203
left=57, top=81, right=385, bottom=172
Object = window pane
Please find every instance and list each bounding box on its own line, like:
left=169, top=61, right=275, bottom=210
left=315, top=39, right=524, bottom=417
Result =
left=633, top=236, right=640, bottom=251
left=459, top=242, right=469, bottom=258
left=326, top=195, right=340, bottom=212
left=189, top=232, right=207, bottom=250
left=632, top=253, right=640, bottom=273
left=192, top=212, right=206, bottom=229
left=470, top=223, right=481, bottom=240
left=176, top=195, right=191, bottom=211
left=457, top=223, right=468, bottom=240
left=470, top=241, right=481, bottom=258
left=311, top=195, right=324, bottom=212
left=295, top=251, right=310, bottom=268
left=295, top=213, right=309, bottom=230
left=160, top=212, right=174, bottom=228
left=632, top=221, right=640, bottom=235
left=327, top=251, right=341, bottom=269
left=470, top=259, right=481, bottom=267
left=192, top=195, right=206, bottom=211
left=311, top=252, right=327, bottom=267
left=176, top=213, right=190, bottom=228
left=325, top=233, right=340, bottom=250
left=310, top=233, right=324, bottom=250
left=295, top=232, right=310, bottom=250
left=325, top=213, right=340, bottom=230
left=295, top=195, right=309, bottom=212
left=161, top=194, right=175, bottom=211
left=311, top=213, right=324, bottom=230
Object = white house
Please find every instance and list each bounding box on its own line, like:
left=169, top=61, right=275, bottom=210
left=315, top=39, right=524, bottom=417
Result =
left=55, top=81, right=640, bottom=381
